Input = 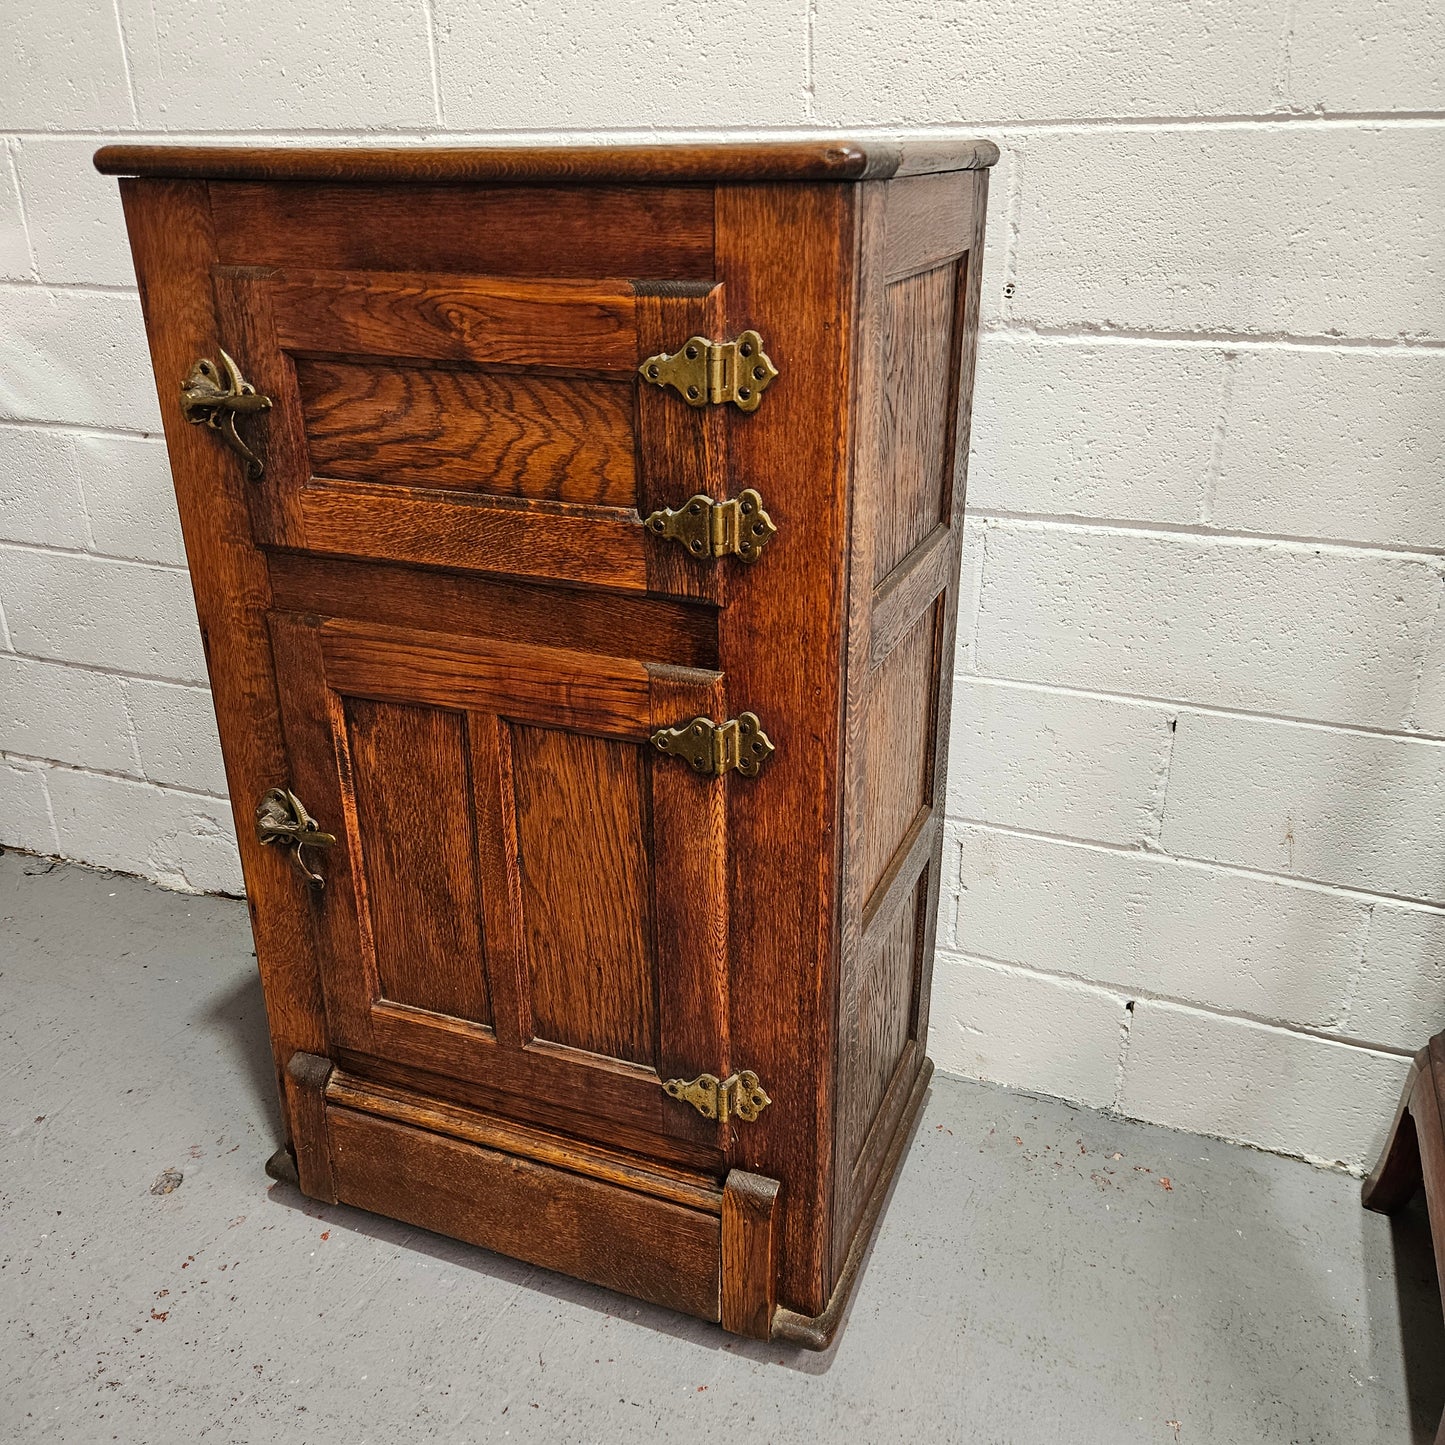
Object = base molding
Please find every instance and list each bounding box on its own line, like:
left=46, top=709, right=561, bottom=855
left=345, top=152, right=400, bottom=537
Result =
left=771, top=1057, right=933, bottom=1350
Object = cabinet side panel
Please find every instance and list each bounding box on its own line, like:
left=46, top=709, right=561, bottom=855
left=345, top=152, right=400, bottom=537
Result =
left=118, top=179, right=329, bottom=1136
left=833, top=170, right=990, bottom=1281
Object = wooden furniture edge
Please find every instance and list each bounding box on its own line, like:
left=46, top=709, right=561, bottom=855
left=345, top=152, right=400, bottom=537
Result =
left=93, top=139, right=1000, bottom=185
left=771, top=1056, right=933, bottom=1350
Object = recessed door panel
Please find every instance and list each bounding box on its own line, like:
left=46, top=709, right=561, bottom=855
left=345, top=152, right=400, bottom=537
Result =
left=510, top=725, right=658, bottom=1067
left=343, top=696, right=492, bottom=1028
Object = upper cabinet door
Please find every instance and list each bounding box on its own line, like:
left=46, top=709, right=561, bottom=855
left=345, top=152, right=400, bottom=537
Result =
left=212, top=266, right=729, bottom=601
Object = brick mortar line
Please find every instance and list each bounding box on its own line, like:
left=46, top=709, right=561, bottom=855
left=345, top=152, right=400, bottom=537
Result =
left=0, top=748, right=230, bottom=805
left=5, top=114, right=1445, bottom=141
left=944, top=816, right=1445, bottom=914
left=982, top=323, right=1445, bottom=353
left=937, top=945, right=1418, bottom=1058
left=953, top=672, right=1445, bottom=747
left=0, top=537, right=188, bottom=572
left=107, top=0, right=140, bottom=128
left=1, top=650, right=208, bottom=689
left=967, top=511, right=1445, bottom=563
left=3, top=140, right=39, bottom=280
left=0, top=417, right=161, bottom=441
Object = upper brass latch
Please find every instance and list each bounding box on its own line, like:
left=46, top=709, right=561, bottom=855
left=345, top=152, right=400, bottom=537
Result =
left=639, top=330, right=777, bottom=412
left=651, top=712, right=774, bottom=779
left=256, top=786, right=335, bottom=887
left=642, top=488, right=776, bottom=564
left=663, top=1070, right=771, bottom=1125
left=181, top=349, right=273, bottom=479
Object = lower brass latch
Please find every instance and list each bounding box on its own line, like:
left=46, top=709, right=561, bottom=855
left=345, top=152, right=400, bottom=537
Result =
left=642, top=488, right=776, bottom=564
left=663, top=1070, right=771, bottom=1124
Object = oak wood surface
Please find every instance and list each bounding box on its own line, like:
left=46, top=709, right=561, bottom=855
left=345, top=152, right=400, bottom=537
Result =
left=293, top=357, right=638, bottom=504
left=118, top=180, right=330, bottom=1147
left=207, top=182, right=716, bottom=281
left=721, top=1169, right=781, bottom=1339
left=326, top=1107, right=723, bottom=1320
left=97, top=139, right=1000, bottom=185
left=324, top=1067, right=724, bottom=1214
left=266, top=553, right=719, bottom=670
left=109, top=144, right=994, bottom=1346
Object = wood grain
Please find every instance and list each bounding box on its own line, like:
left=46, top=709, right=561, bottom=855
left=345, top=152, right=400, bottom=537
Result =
left=283, top=1051, right=337, bottom=1203
left=510, top=725, right=657, bottom=1066
left=857, top=599, right=940, bottom=901
left=108, top=144, right=997, bottom=1345
left=296, top=481, right=651, bottom=592
left=343, top=697, right=492, bottom=1026
left=721, top=1169, right=781, bottom=1339
left=208, top=181, right=716, bottom=280
left=117, top=180, right=329, bottom=1154
left=874, top=262, right=962, bottom=581
left=325, top=1067, right=724, bottom=1212
left=326, top=1107, right=722, bottom=1321
left=294, top=356, right=638, bottom=504
left=270, top=271, right=638, bottom=371
left=267, top=553, right=718, bottom=671
left=97, top=139, right=999, bottom=186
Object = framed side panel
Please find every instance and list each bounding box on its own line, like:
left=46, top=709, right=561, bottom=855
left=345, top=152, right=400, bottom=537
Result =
left=831, top=167, right=991, bottom=1284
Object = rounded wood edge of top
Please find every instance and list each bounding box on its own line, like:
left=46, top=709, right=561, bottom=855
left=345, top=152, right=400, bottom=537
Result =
left=92, top=138, right=1000, bottom=186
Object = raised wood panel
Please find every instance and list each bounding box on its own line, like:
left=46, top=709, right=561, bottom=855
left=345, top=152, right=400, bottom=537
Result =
left=294, top=357, right=638, bottom=505
left=874, top=261, right=963, bottom=580
left=510, top=725, right=658, bottom=1067
left=319, top=621, right=665, bottom=737
left=843, top=873, right=925, bottom=1173
left=343, top=697, right=492, bottom=1027
left=858, top=599, right=941, bottom=902
left=296, top=482, right=649, bottom=593
left=325, top=1107, right=722, bottom=1321
left=267, top=554, right=718, bottom=671
left=269, top=271, right=639, bottom=371
left=208, top=181, right=717, bottom=279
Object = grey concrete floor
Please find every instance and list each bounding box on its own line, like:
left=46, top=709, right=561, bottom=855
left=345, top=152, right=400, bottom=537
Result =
left=2, top=851, right=1442, bottom=1445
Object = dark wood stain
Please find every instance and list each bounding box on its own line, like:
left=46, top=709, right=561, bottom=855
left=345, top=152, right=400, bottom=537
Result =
left=294, top=357, right=638, bottom=505
left=344, top=697, right=492, bottom=1026
left=104, top=142, right=994, bottom=1346
left=510, top=725, right=657, bottom=1067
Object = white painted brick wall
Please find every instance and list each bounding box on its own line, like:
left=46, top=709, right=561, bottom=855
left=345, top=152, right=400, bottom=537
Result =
left=1, top=0, right=1440, bottom=1172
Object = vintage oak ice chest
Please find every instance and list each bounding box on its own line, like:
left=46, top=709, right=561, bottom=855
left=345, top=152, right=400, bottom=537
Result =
left=96, top=138, right=996, bottom=1345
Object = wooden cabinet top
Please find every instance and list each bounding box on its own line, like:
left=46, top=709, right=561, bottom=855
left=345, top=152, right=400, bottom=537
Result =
left=93, top=137, right=999, bottom=186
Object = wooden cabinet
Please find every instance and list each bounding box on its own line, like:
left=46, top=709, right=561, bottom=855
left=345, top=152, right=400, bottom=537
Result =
left=96, top=138, right=996, bottom=1347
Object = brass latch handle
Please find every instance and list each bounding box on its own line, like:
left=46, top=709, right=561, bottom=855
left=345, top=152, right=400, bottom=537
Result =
left=256, top=787, right=335, bottom=887
left=642, top=488, right=777, bottom=565
left=181, top=350, right=273, bottom=479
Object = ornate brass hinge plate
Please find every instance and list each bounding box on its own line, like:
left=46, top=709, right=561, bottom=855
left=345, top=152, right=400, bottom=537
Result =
left=642, top=487, right=776, bottom=564
left=256, top=786, right=336, bottom=887
left=663, top=1070, right=772, bottom=1125
left=181, top=349, right=273, bottom=479
left=639, top=330, right=777, bottom=412
left=651, top=712, right=774, bottom=779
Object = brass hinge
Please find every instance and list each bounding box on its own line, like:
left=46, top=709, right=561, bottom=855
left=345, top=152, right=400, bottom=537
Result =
left=651, top=712, right=775, bottom=779
left=663, top=1070, right=772, bottom=1124
left=642, top=487, right=776, bottom=564
left=639, top=330, right=778, bottom=412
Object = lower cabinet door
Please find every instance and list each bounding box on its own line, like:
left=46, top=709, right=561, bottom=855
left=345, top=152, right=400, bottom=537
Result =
left=265, top=610, right=734, bottom=1171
